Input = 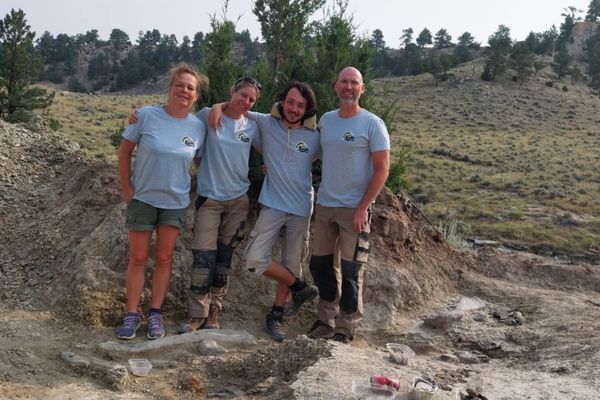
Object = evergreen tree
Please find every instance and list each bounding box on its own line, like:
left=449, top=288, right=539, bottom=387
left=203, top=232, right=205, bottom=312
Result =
left=586, top=29, right=600, bottom=88
left=416, top=28, right=432, bottom=48
left=433, top=28, right=453, bottom=49
left=200, top=16, right=242, bottom=107
left=538, top=26, right=558, bottom=55
left=400, top=27, right=414, bottom=48
left=0, top=9, right=53, bottom=122
left=510, top=42, right=534, bottom=87
left=552, top=41, right=572, bottom=79
left=253, top=0, right=325, bottom=87
left=310, top=1, right=372, bottom=114
left=559, top=6, right=581, bottom=42
left=109, top=29, right=129, bottom=51
left=586, top=0, right=600, bottom=21
left=369, top=29, right=392, bottom=77
left=481, top=25, right=512, bottom=81
left=454, top=31, right=479, bottom=63
left=457, top=31, right=478, bottom=48
left=179, top=35, right=192, bottom=63
left=191, top=32, right=205, bottom=66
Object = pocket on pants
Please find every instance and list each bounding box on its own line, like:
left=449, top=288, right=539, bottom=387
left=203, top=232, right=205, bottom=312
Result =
left=354, top=231, right=371, bottom=264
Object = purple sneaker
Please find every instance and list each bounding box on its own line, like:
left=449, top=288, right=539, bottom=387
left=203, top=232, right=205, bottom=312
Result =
left=147, top=313, right=166, bottom=340
left=116, top=312, right=141, bottom=340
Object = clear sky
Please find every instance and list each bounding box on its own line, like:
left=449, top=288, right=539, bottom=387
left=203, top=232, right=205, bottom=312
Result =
left=1, top=0, right=592, bottom=47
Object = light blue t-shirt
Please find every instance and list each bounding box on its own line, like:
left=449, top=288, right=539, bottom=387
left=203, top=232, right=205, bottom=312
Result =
left=123, top=105, right=206, bottom=209
left=249, top=111, right=321, bottom=217
left=317, top=109, right=390, bottom=208
left=194, top=107, right=261, bottom=201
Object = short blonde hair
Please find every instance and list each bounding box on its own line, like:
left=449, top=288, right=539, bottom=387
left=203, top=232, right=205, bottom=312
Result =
left=168, top=62, right=208, bottom=95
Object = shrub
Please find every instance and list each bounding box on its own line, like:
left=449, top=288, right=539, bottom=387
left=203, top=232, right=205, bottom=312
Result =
left=437, top=219, right=469, bottom=247
left=49, top=118, right=62, bottom=131
left=386, top=149, right=410, bottom=194
left=109, top=120, right=126, bottom=149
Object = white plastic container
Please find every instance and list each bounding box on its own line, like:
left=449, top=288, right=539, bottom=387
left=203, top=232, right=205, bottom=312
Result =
left=128, top=358, right=152, bottom=376
left=352, top=381, right=396, bottom=400
left=386, top=342, right=415, bottom=365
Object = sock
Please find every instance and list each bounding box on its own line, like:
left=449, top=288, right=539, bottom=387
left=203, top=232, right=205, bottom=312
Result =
left=149, top=308, right=161, bottom=316
left=289, top=278, right=306, bottom=292
left=271, top=305, right=285, bottom=314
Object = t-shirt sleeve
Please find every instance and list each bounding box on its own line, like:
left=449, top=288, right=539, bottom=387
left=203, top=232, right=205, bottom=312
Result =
left=194, top=107, right=210, bottom=125
left=246, top=111, right=270, bottom=130
left=369, top=117, right=391, bottom=153
left=122, top=107, right=146, bottom=143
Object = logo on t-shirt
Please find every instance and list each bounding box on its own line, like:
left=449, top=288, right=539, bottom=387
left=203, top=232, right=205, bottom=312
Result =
left=343, top=131, right=355, bottom=142
left=182, top=136, right=195, bottom=147
left=237, top=132, right=250, bottom=143
left=296, top=141, right=308, bottom=153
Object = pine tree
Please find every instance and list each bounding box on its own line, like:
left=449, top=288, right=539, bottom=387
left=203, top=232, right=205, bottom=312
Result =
left=0, top=9, right=53, bottom=122
left=586, top=0, right=600, bottom=21
left=481, top=25, right=512, bottom=81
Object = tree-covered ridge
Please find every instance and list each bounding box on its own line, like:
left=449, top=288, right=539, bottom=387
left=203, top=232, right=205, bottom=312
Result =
left=3, top=1, right=600, bottom=122
left=2, top=0, right=596, bottom=96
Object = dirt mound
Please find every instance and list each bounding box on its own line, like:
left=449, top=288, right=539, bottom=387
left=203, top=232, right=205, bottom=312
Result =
left=0, top=119, right=461, bottom=330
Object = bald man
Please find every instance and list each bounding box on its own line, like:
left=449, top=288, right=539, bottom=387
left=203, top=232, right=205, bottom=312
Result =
left=307, top=67, right=391, bottom=343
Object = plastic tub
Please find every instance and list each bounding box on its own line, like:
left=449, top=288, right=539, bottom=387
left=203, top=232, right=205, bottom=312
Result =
left=352, top=381, right=396, bottom=400
left=386, top=342, right=415, bottom=365
left=128, top=358, right=152, bottom=376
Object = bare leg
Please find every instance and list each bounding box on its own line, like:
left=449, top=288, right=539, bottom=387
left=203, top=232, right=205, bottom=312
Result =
left=150, top=225, right=180, bottom=309
left=126, top=230, right=153, bottom=312
left=273, top=282, right=290, bottom=307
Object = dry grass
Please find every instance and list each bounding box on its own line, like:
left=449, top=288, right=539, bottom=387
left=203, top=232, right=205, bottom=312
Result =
left=43, top=90, right=164, bottom=158
left=373, top=59, right=600, bottom=262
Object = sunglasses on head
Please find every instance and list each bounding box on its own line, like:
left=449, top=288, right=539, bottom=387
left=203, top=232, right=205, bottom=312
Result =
left=235, top=76, right=262, bottom=92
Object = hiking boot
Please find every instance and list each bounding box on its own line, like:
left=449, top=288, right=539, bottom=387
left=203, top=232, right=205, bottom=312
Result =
left=116, top=312, right=141, bottom=340
left=177, top=317, right=205, bottom=334
left=147, top=313, right=166, bottom=340
left=306, top=320, right=335, bottom=340
left=284, top=284, right=318, bottom=316
left=265, top=311, right=286, bottom=342
left=204, top=306, right=220, bottom=329
left=331, top=332, right=352, bottom=344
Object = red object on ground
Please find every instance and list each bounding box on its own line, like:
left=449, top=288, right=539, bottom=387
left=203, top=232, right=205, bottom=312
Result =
left=371, top=375, right=401, bottom=391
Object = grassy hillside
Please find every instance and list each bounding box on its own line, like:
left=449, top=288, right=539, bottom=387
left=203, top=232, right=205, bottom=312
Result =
left=373, top=59, right=600, bottom=261
left=42, top=60, right=600, bottom=262
left=45, top=91, right=164, bottom=157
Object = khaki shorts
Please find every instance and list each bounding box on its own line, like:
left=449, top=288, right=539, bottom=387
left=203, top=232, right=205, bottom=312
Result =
left=125, top=199, right=187, bottom=231
left=244, top=206, right=310, bottom=276
left=191, top=194, right=249, bottom=251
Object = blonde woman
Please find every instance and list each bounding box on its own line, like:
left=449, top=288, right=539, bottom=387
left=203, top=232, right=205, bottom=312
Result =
left=117, top=63, right=207, bottom=340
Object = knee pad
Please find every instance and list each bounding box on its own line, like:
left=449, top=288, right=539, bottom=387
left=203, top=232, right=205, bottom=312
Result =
left=190, top=250, right=216, bottom=295
left=193, top=249, right=216, bottom=268
left=213, top=242, right=233, bottom=288
left=340, top=259, right=361, bottom=314
left=309, top=254, right=336, bottom=302
left=229, top=221, right=246, bottom=249
left=216, top=242, right=234, bottom=267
